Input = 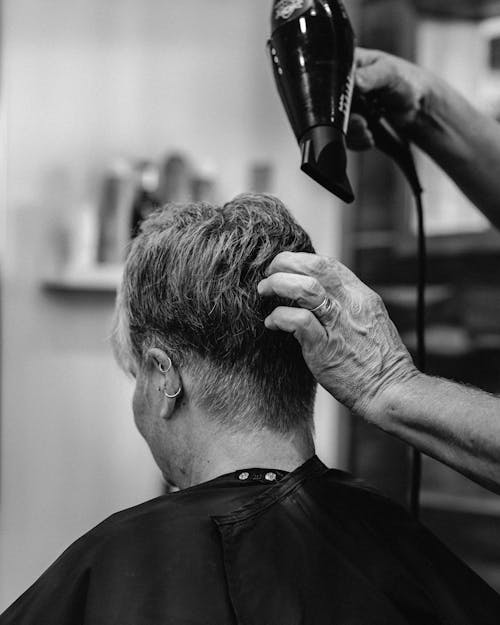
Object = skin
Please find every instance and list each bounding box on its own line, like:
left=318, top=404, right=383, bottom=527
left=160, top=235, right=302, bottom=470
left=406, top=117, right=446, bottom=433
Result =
left=258, top=250, right=500, bottom=494
left=258, top=49, right=500, bottom=493
left=351, top=47, right=500, bottom=229
left=131, top=348, right=314, bottom=489
left=258, top=253, right=417, bottom=415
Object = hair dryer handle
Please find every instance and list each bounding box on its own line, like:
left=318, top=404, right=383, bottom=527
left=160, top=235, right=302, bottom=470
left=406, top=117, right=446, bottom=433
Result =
left=352, top=93, right=422, bottom=196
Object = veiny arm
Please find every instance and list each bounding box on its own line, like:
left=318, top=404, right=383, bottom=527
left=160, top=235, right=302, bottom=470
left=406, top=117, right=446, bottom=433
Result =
left=352, top=48, right=500, bottom=229
left=259, top=251, right=500, bottom=494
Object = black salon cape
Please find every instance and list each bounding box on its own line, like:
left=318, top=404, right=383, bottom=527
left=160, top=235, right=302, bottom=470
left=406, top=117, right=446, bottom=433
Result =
left=1, top=456, right=499, bottom=625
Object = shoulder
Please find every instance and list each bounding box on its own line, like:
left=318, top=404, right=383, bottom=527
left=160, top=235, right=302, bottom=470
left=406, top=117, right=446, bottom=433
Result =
left=0, top=492, right=211, bottom=623
left=304, top=467, right=392, bottom=501
left=0, top=488, right=234, bottom=624
left=49, top=495, right=181, bottom=573
left=301, top=469, right=465, bottom=572
left=87, top=494, right=172, bottom=541
left=82, top=490, right=208, bottom=553
left=318, top=468, right=407, bottom=507
left=22, top=493, right=199, bottom=589
left=303, top=467, right=419, bottom=529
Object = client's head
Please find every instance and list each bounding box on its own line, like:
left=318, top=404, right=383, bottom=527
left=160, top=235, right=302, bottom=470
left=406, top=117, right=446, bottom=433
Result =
left=113, top=193, right=317, bottom=484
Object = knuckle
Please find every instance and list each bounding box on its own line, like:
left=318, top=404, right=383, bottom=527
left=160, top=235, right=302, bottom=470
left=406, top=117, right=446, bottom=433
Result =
left=300, top=309, right=314, bottom=325
left=266, top=274, right=287, bottom=296
left=303, top=276, right=321, bottom=297
left=367, top=291, right=383, bottom=308
left=324, top=259, right=345, bottom=286
left=310, top=255, right=329, bottom=276
left=328, top=257, right=344, bottom=273
left=298, top=310, right=317, bottom=335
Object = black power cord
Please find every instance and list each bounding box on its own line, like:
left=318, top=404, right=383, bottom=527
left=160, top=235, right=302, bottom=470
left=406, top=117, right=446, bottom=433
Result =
left=410, top=189, right=426, bottom=518
left=361, top=111, right=426, bottom=518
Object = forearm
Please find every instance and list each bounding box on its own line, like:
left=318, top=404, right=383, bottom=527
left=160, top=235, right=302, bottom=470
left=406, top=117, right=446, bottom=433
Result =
left=411, top=74, right=500, bottom=229
left=260, top=250, right=500, bottom=493
left=368, top=373, right=500, bottom=494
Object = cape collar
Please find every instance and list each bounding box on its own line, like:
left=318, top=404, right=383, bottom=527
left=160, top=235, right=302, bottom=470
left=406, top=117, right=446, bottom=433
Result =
left=213, top=455, right=329, bottom=525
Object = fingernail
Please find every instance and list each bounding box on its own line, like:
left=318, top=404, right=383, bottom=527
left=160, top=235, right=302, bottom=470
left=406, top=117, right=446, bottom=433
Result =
left=257, top=280, right=265, bottom=294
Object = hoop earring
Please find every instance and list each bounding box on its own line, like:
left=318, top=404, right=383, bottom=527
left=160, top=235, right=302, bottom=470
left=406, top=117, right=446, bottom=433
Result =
left=159, top=357, right=173, bottom=374
left=163, top=386, right=182, bottom=399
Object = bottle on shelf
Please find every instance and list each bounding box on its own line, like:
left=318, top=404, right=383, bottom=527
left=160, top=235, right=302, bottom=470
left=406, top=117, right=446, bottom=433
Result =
left=130, top=160, right=161, bottom=239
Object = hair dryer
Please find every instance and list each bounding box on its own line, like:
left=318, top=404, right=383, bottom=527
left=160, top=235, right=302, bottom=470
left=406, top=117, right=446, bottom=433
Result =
left=268, top=0, right=422, bottom=202
left=268, top=0, right=426, bottom=517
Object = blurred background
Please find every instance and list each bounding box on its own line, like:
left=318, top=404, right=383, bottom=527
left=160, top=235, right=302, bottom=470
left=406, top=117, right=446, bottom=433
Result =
left=1, top=0, right=500, bottom=610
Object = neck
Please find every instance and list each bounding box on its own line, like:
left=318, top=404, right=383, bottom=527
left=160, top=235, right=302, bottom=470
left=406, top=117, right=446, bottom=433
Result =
left=165, top=409, right=316, bottom=490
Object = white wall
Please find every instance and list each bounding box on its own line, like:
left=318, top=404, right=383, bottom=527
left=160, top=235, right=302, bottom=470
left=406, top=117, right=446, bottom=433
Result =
left=0, top=0, right=346, bottom=609
left=415, top=19, right=491, bottom=235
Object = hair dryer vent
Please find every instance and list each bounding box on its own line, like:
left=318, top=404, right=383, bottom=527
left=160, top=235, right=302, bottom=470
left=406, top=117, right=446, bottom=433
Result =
left=301, top=126, right=354, bottom=203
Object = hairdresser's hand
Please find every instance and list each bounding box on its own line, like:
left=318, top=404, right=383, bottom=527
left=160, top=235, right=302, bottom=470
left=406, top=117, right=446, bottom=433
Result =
left=348, top=48, right=432, bottom=150
left=258, top=252, right=419, bottom=418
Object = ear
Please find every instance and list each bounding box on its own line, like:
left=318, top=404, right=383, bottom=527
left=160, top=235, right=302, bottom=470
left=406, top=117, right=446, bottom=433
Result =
left=145, top=348, right=182, bottom=420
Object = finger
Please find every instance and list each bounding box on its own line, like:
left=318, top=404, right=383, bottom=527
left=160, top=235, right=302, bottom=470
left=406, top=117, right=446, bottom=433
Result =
left=329, top=260, right=370, bottom=293
left=310, top=296, right=341, bottom=326
left=258, top=272, right=326, bottom=309
left=265, top=252, right=343, bottom=286
left=354, top=47, right=382, bottom=68
left=264, top=306, right=327, bottom=349
left=268, top=250, right=362, bottom=290
left=265, top=252, right=350, bottom=297
left=355, top=53, right=396, bottom=94
left=348, top=112, right=371, bottom=134
left=265, top=251, right=318, bottom=278
left=347, top=114, right=375, bottom=151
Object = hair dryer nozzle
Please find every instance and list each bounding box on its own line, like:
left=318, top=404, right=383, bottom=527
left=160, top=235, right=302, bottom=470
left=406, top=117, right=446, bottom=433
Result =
left=269, top=0, right=356, bottom=202
left=300, top=126, right=354, bottom=203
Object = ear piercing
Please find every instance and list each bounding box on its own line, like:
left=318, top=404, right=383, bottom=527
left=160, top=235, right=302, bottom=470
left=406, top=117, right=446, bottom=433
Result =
left=163, top=386, right=182, bottom=399
left=159, top=357, right=173, bottom=374
left=158, top=356, right=182, bottom=399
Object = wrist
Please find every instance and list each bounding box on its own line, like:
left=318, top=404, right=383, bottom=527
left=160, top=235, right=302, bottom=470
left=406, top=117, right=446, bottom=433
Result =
left=358, top=368, right=425, bottom=429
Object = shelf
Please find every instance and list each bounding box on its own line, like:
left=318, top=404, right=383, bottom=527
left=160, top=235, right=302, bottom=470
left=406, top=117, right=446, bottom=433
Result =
left=353, top=229, right=500, bottom=256
left=42, top=264, right=122, bottom=293
left=377, top=284, right=453, bottom=307
left=421, top=490, right=500, bottom=516
left=414, top=0, right=500, bottom=20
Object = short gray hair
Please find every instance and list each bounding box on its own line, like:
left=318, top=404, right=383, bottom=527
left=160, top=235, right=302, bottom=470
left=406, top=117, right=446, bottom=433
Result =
left=113, top=193, right=317, bottom=433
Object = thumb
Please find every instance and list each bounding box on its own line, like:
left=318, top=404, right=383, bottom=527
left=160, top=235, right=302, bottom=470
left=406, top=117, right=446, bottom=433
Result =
left=356, top=51, right=395, bottom=94
left=355, top=47, right=381, bottom=68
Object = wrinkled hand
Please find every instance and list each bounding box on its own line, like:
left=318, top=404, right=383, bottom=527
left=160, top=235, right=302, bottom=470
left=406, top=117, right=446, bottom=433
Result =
left=258, top=252, right=418, bottom=418
left=348, top=48, right=431, bottom=151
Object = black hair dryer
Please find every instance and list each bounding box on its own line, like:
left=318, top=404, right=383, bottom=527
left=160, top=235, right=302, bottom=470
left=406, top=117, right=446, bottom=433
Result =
left=268, top=0, right=422, bottom=203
